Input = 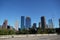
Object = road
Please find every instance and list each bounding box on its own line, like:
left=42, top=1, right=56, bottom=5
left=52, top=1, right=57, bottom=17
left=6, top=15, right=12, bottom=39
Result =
left=0, top=35, right=60, bottom=40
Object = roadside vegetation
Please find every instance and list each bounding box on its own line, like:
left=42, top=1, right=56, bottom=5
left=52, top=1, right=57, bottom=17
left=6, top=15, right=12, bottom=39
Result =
left=0, top=28, right=60, bottom=35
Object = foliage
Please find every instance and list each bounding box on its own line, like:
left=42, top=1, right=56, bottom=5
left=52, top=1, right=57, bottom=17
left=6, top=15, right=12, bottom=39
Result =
left=0, top=28, right=58, bottom=35
left=0, top=29, right=15, bottom=35
left=37, top=28, right=48, bottom=34
left=29, top=28, right=37, bottom=34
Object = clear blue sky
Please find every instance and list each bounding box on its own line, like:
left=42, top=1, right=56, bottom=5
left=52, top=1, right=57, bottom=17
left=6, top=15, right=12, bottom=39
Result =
left=0, top=0, right=60, bottom=28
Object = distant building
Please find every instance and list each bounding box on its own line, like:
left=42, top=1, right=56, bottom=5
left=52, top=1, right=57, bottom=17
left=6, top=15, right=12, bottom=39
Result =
left=41, top=16, right=46, bottom=31
left=48, top=19, right=54, bottom=28
left=32, top=23, right=37, bottom=29
left=38, top=22, right=41, bottom=28
left=2, top=19, right=8, bottom=29
left=21, top=16, right=25, bottom=30
left=59, top=19, right=60, bottom=28
left=45, top=24, right=48, bottom=29
left=15, top=20, right=19, bottom=31
left=26, top=16, right=31, bottom=29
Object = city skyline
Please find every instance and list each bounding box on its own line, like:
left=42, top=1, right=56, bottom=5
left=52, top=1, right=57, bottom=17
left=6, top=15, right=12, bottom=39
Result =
left=0, top=0, right=60, bottom=28
left=0, top=16, right=60, bottom=28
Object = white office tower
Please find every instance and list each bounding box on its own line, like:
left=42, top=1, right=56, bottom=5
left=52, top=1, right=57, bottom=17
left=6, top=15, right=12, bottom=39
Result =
left=14, top=20, right=19, bottom=31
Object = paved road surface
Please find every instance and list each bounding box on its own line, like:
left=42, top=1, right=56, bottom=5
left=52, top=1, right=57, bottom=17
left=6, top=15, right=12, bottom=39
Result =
left=0, top=35, right=60, bottom=40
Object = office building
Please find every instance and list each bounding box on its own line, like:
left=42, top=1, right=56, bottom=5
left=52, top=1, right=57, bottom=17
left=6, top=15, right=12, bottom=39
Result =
left=21, top=16, right=25, bottom=30
left=38, top=22, right=41, bottom=28
left=2, top=19, right=8, bottom=29
left=32, top=23, right=37, bottom=29
left=48, top=19, right=53, bottom=28
left=41, top=16, right=46, bottom=31
left=26, top=16, right=31, bottom=29
left=45, top=24, right=48, bottom=29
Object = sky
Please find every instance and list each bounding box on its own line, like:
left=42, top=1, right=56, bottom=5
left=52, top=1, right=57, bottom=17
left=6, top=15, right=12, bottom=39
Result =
left=0, top=0, right=60, bottom=28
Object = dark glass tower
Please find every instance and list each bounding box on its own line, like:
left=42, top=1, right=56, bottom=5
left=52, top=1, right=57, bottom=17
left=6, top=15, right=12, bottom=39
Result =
left=26, top=16, right=31, bottom=29
left=41, top=16, right=46, bottom=31
left=21, top=16, right=25, bottom=30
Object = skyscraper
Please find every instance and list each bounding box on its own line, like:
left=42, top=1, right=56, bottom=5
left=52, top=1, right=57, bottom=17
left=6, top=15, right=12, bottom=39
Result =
left=2, top=19, right=8, bottom=29
left=21, top=16, right=25, bottom=30
left=26, top=16, right=31, bottom=29
left=32, top=23, right=37, bottom=29
left=59, top=19, right=60, bottom=28
left=48, top=19, right=53, bottom=28
left=15, top=20, right=19, bottom=31
left=38, top=22, right=41, bottom=28
left=41, top=16, right=46, bottom=31
left=45, top=24, right=48, bottom=29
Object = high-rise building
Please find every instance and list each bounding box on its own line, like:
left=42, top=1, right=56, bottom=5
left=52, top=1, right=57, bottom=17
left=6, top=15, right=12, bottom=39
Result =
left=15, top=20, right=19, bottom=31
left=48, top=19, right=53, bottom=28
left=59, top=19, right=60, bottom=28
left=26, top=16, right=31, bottom=29
left=32, top=23, right=37, bottom=29
left=2, top=19, right=8, bottom=29
left=38, top=22, right=41, bottom=28
left=45, top=24, right=48, bottom=29
left=21, top=16, right=25, bottom=30
left=41, top=16, right=46, bottom=31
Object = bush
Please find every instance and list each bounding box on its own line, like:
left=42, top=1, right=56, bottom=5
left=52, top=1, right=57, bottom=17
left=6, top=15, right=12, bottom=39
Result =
left=0, top=29, right=15, bottom=35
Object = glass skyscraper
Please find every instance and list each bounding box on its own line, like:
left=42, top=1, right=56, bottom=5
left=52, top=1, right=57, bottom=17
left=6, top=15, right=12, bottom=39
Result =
left=48, top=19, right=53, bottom=28
left=41, top=16, right=46, bottom=31
left=21, top=16, right=25, bottom=30
left=26, top=16, right=31, bottom=29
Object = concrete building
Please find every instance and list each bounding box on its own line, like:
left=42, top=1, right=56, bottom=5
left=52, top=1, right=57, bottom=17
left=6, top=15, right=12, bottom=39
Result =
left=2, top=19, right=8, bottom=29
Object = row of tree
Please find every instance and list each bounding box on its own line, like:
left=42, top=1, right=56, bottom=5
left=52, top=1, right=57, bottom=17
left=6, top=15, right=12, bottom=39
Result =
left=0, top=29, right=15, bottom=35
left=16, top=28, right=57, bottom=34
left=0, top=28, right=60, bottom=35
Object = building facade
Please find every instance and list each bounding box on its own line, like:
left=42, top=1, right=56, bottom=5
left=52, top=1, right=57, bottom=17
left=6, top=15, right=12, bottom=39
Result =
left=2, top=19, right=8, bottom=29
left=26, top=16, right=31, bottom=29
left=41, top=16, right=46, bottom=31
left=48, top=19, right=54, bottom=28
left=21, top=16, right=25, bottom=30
left=32, top=23, right=36, bottom=29
left=38, top=22, right=41, bottom=28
